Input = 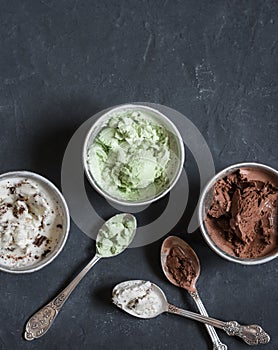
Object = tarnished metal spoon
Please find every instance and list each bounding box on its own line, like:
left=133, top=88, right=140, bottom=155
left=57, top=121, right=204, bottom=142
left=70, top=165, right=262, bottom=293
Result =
left=113, top=280, right=270, bottom=346
left=24, top=213, right=136, bottom=340
left=161, top=236, right=227, bottom=350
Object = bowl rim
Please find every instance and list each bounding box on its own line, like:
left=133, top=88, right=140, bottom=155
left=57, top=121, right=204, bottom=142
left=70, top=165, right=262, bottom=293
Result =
left=82, top=103, right=185, bottom=206
left=198, top=162, right=278, bottom=265
left=0, top=170, right=70, bottom=274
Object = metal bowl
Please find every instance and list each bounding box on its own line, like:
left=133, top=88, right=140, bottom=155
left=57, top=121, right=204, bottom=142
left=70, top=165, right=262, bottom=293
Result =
left=0, top=171, right=70, bottom=273
left=198, top=162, right=278, bottom=265
left=83, top=104, right=185, bottom=206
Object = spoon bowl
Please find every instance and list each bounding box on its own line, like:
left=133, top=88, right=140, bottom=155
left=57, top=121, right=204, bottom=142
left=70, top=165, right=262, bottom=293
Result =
left=161, top=236, right=200, bottom=292
left=112, top=280, right=168, bottom=319
left=96, top=213, right=137, bottom=258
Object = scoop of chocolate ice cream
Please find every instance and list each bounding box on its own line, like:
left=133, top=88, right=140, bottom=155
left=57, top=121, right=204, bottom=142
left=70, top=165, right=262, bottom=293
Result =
left=208, top=179, right=232, bottom=218
left=166, top=246, right=197, bottom=289
left=205, top=167, right=278, bottom=259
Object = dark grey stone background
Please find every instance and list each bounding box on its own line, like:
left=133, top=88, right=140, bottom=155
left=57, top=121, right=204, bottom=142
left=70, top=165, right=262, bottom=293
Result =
left=0, top=1, right=277, bottom=349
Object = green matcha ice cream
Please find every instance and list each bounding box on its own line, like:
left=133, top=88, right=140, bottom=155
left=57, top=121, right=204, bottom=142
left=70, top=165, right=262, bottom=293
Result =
left=96, top=214, right=136, bottom=257
left=87, top=109, right=180, bottom=201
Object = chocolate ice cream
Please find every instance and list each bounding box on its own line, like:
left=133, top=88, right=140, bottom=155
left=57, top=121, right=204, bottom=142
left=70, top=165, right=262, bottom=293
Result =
left=166, top=246, right=197, bottom=289
left=205, top=168, right=278, bottom=259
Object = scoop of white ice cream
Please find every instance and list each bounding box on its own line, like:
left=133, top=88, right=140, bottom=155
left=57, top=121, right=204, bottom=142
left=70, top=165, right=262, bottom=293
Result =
left=0, top=180, right=50, bottom=255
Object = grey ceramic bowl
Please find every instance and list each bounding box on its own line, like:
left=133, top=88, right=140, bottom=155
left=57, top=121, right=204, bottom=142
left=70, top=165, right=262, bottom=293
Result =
left=83, top=104, right=185, bottom=206
left=198, top=162, right=278, bottom=265
left=0, top=171, right=70, bottom=274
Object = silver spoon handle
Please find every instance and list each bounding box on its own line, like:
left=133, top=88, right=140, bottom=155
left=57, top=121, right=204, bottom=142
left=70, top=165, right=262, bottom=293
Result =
left=189, top=291, right=227, bottom=350
left=24, top=255, right=101, bottom=341
left=167, top=303, right=270, bottom=346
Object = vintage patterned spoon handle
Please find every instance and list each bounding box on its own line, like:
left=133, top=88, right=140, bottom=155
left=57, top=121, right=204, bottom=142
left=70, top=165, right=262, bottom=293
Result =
left=168, top=304, right=270, bottom=346
left=24, top=255, right=101, bottom=340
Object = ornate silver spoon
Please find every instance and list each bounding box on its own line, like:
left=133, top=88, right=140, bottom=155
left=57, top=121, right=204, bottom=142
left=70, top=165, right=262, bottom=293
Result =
left=113, top=280, right=270, bottom=346
left=24, top=213, right=136, bottom=340
left=161, top=235, right=227, bottom=350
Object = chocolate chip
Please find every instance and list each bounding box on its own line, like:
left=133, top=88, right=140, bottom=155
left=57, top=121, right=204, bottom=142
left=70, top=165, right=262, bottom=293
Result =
left=33, top=235, right=47, bottom=247
left=13, top=207, right=18, bottom=218
left=39, top=219, right=45, bottom=230
left=18, top=206, right=25, bottom=215
left=9, top=186, right=16, bottom=194
left=41, top=249, right=51, bottom=258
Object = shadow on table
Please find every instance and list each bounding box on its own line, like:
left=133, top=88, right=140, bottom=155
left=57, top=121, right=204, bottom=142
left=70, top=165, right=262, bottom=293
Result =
left=92, top=284, right=114, bottom=308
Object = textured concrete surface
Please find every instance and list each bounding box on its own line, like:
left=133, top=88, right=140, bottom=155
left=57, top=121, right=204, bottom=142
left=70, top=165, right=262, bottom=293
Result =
left=0, top=1, right=277, bottom=349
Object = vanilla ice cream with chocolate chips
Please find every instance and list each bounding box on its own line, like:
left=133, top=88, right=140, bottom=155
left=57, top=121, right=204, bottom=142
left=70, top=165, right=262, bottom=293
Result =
left=0, top=177, right=64, bottom=268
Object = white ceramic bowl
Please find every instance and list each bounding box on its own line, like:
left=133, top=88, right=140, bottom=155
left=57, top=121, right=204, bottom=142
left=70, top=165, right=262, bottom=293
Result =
left=83, top=104, right=185, bottom=206
left=198, top=162, right=278, bottom=265
left=0, top=171, right=70, bottom=273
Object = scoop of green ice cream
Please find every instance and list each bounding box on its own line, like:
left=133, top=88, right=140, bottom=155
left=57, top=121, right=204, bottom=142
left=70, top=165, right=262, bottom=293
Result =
left=96, top=214, right=136, bottom=257
left=118, top=157, right=158, bottom=190
left=87, top=109, right=176, bottom=201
